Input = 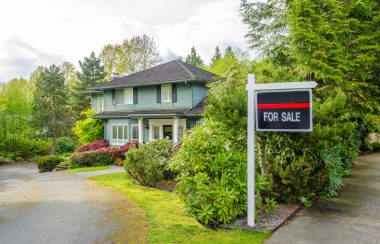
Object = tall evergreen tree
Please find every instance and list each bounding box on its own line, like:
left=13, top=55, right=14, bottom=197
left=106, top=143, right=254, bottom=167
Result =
left=210, top=46, right=222, bottom=66
left=32, top=65, right=68, bottom=154
left=72, top=52, right=106, bottom=120
left=185, top=46, right=204, bottom=67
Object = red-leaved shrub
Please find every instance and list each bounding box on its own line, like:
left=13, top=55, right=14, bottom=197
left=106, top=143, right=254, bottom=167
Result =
left=70, top=147, right=119, bottom=167
left=76, top=139, right=109, bottom=152
left=119, top=141, right=139, bottom=156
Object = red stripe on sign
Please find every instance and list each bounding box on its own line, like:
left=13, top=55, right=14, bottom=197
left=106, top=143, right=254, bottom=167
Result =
left=258, top=103, right=310, bottom=109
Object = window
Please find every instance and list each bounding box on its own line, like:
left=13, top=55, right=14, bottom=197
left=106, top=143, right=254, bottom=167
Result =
left=97, top=94, right=104, bottom=112
left=161, top=84, right=172, bottom=102
left=153, top=125, right=160, bottom=140
left=131, top=124, right=139, bottom=141
left=111, top=125, right=128, bottom=145
left=124, top=87, right=133, bottom=104
left=115, top=88, right=133, bottom=104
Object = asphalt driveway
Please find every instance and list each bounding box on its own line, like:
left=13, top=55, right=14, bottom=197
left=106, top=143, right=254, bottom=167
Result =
left=0, top=163, right=148, bottom=244
left=267, top=153, right=380, bottom=244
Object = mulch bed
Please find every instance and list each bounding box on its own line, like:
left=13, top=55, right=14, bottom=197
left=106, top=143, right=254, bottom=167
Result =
left=222, top=203, right=301, bottom=232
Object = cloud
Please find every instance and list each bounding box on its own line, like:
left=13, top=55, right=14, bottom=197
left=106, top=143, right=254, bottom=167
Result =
left=0, top=37, right=64, bottom=82
left=0, top=0, right=249, bottom=83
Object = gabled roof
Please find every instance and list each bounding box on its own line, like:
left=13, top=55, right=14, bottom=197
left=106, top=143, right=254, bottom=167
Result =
left=85, top=60, right=216, bottom=92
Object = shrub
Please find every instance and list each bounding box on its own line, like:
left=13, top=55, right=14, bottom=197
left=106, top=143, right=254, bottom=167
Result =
left=0, top=156, right=15, bottom=165
left=119, top=141, right=139, bottom=156
left=0, top=137, right=51, bottom=159
left=73, top=109, right=104, bottom=144
left=70, top=147, right=119, bottom=167
left=372, top=142, right=380, bottom=152
left=124, top=139, right=174, bottom=187
left=57, top=137, right=77, bottom=154
left=170, top=123, right=247, bottom=225
left=37, top=156, right=63, bottom=172
left=76, top=139, right=109, bottom=152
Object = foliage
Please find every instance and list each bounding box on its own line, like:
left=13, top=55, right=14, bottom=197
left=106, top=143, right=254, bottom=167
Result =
left=37, top=155, right=63, bottom=173
left=70, top=147, right=119, bottom=167
left=71, top=52, right=107, bottom=120
left=372, top=142, right=380, bottom=152
left=99, top=34, right=162, bottom=79
left=210, top=46, right=222, bottom=67
left=73, top=109, right=104, bottom=145
left=170, top=123, right=247, bottom=224
left=91, top=173, right=270, bottom=244
left=124, top=139, right=173, bottom=187
left=185, top=46, right=204, bottom=67
left=32, top=65, right=70, bottom=154
left=64, top=165, right=112, bottom=173
left=60, top=61, right=78, bottom=91
left=76, top=139, right=109, bottom=152
left=0, top=156, right=14, bottom=165
left=0, top=136, right=51, bottom=159
left=56, top=137, right=77, bottom=154
left=119, top=141, right=139, bottom=156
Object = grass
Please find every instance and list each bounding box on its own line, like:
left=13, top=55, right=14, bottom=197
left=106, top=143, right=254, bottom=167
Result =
left=63, top=165, right=112, bottom=173
left=90, top=173, right=270, bottom=244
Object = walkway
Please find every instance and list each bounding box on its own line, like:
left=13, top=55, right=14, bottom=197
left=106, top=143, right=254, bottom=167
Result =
left=0, top=163, right=148, bottom=244
left=267, top=153, right=380, bottom=244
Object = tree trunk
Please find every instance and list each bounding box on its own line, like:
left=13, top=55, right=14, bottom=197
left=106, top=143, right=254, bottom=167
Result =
left=50, top=114, right=56, bottom=155
left=258, top=137, right=268, bottom=175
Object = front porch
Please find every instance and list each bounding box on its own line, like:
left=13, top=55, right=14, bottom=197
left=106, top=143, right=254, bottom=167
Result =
left=105, top=116, right=196, bottom=146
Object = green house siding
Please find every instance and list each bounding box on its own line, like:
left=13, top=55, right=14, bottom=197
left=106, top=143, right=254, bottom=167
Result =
left=103, top=83, right=193, bottom=112
left=192, top=83, right=208, bottom=107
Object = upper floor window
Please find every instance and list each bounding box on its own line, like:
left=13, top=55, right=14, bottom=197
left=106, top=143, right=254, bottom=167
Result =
left=116, top=88, right=134, bottom=104
left=97, top=94, right=104, bottom=112
left=161, top=84, right=172, bottom=103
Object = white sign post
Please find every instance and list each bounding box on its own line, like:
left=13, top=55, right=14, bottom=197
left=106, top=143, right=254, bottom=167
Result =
left=246, top=74, right=317, bottom=227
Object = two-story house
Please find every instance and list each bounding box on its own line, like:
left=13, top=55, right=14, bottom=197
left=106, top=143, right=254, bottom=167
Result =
left=83, top=60, right=215, bottom=146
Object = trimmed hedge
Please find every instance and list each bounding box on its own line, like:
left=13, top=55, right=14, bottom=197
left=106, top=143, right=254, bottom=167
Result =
left=37, top=156, right=63, bottom=173
left=76, top=139, right=109, bottom=152
left=70, top=147, right=119, bottom=167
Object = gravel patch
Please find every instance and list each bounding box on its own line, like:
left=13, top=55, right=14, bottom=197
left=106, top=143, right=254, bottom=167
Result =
left=223, top=203, right=301, bottom=232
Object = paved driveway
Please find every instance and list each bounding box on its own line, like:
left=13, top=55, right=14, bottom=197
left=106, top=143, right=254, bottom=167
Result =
left=0, top=163, right=148, bottom=244
left=267, top=153, right=380, bottom=244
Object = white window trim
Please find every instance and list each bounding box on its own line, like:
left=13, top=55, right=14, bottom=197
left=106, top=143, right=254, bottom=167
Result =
left=131, top=124, right=139, bottom=141
left=161, top=84, right=172, bottom=103
left=110, top=124, right=129, bottom=145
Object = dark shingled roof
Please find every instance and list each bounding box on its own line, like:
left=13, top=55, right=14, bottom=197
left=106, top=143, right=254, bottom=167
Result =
left=85, top=60, right=216, bottom=92
left=93, top=100, right=205, bottom=119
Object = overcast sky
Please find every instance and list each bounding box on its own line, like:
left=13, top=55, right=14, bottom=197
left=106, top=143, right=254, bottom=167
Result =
left=0, top=0, right=250, bottom=82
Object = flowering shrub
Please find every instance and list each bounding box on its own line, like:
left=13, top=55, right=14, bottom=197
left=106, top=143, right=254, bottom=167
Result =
left=119, top=141, right=139, bottom=157
left=76, top=139, right=109, bottom=152
left=70, top=147, right=119, bottom=167
left=115, top=156, right=126, bottom=166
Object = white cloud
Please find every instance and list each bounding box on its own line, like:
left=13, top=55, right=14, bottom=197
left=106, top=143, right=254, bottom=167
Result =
left=0, top=0, right=249, bottom=82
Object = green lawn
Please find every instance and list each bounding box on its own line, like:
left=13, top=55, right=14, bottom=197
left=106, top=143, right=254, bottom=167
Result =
left=90, top=173, right=270, bottom=244
left=63, top=165, right=112, bottom=173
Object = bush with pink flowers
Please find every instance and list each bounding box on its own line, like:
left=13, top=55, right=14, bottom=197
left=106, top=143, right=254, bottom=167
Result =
left=70, top=147, right=119, bottom=167
left=119, top=141, right=139, bottom=156
left=76, top=139, right=109, bottom=152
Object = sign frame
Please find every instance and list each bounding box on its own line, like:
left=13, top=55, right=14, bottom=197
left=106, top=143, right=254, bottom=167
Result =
left=246, top=74, right=317, bottom=227
left=254, top=89, right=313, bottom=132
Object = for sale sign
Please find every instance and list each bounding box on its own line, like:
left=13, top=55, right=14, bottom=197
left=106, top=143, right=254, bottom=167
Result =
left=255, top=90, right=312, bottom=132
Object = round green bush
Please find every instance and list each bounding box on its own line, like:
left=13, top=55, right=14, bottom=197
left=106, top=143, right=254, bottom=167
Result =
left=124, top=139, right=174, bottom=187
left=170, top=123, right=247, bottom=225
left=57, top=137, right=77, bottom=154
left=37, top=156, right=63, bottom=173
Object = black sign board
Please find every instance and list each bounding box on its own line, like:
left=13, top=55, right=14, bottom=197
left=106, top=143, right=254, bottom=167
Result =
left=255, top=90, right=312, bottom=132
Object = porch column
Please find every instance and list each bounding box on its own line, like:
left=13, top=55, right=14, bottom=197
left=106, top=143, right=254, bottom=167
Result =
left=173, top=117, right=179, bottom=143
left=138, top=118, right=143, bottom=144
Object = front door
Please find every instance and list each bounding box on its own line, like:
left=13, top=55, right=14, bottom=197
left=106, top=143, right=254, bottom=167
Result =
left=163, top=125, right=172, bottom=140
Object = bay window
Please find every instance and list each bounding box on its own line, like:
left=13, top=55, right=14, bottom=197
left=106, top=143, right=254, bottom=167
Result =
left=111, top=125, right=128, bottom=145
